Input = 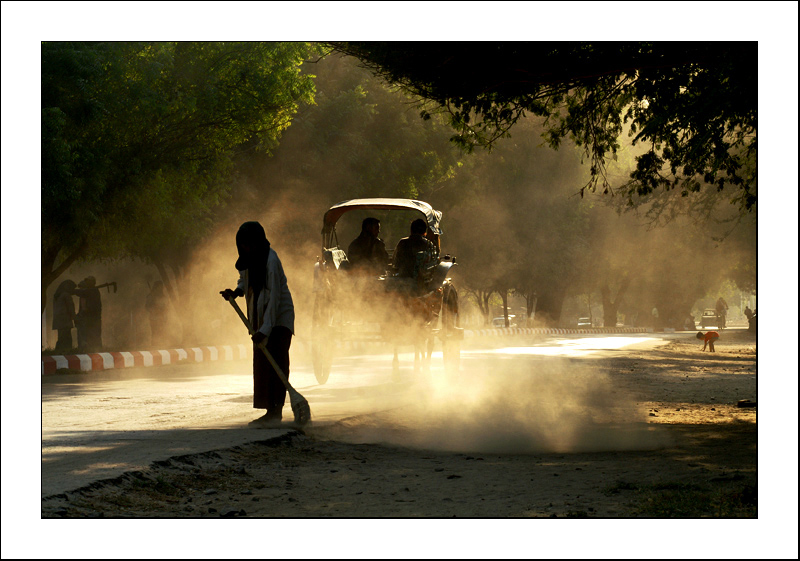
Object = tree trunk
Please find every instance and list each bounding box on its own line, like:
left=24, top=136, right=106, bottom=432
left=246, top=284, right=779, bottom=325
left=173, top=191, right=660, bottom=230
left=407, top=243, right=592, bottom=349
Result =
left=500, top=289, right=509, bottom=327
left=171, top=263, right=194, bottom=344
left=154, top=259, right=186, bottom=345
left=154, top=259, right=178, bottom=304
left=480, top=291, right=492, bottom=326
left=600, top=286, right=618, bottom=328
left=522, top=291, right=537, bottom=326
left=41, top=242, right=86, bottom=314
left=600, top=277, right=631, bottom=328
left=535, top=287, right=566, bottom=327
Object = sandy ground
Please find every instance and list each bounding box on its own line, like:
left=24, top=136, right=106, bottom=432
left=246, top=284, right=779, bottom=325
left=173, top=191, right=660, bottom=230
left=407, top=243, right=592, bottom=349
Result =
left=41, top=329, right=757, bottom=519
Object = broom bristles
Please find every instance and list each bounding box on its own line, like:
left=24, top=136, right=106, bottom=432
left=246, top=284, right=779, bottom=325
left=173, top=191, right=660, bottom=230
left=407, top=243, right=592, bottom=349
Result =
left=291, top=394, right=311, bottom=425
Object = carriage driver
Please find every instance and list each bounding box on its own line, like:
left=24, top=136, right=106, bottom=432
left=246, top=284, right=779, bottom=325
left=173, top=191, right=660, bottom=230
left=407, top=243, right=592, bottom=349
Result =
left=392, top=218, right=437, bottom=278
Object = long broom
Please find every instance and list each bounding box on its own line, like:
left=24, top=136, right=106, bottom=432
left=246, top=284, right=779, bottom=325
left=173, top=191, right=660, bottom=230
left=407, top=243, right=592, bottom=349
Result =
left=227, top=297, right=311, bottom=426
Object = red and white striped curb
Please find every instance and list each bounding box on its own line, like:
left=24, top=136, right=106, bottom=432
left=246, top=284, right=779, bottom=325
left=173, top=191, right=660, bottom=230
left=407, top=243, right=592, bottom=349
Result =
left=41, top=327, right=657, bottom=375
left=42, top=345, right=251, bottom=375
left=463, top=326, right=654, bottom=338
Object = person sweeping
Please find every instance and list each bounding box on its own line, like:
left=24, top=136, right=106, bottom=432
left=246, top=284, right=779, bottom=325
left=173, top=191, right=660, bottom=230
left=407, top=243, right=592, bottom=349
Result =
left=697, top=330, right=720, bottom=352
left=221, top=221, right=295, bottom=426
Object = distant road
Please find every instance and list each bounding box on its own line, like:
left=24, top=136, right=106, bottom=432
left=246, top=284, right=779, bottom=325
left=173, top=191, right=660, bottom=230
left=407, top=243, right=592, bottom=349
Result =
left=42, top=331, right=678, bottom=497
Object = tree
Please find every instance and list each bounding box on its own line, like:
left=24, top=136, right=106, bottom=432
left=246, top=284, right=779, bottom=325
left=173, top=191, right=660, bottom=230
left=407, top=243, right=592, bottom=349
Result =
left=330, top=42, right=757, bottom=220
left=599, top=276, right=631, bottom=328
left=446, top=185, right=524, bottom=326
left=438, top=113, right=593, bottom=327
left=41, top=42, right=317, bottom=319
left=461, top=288, right=499, bottom=327
left=42, top=42, right=116, bottom=312
left=197, top=53, right=469, bottom=338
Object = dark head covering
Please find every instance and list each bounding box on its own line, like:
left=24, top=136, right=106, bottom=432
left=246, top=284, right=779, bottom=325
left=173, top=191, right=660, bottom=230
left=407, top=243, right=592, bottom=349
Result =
left=235, top=221, right=271, bottom=293
left=54, top=279, right=76, bottom=299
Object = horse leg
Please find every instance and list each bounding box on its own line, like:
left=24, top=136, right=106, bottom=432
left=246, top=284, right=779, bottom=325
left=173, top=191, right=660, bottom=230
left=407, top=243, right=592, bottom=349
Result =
left=424, top=334, right=433, bottom=373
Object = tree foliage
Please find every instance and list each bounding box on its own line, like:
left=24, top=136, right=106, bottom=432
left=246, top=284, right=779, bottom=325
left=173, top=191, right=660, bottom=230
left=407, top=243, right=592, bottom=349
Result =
left=41, top=41, right=316, bottom=313
left=225, top=52, right=465, bottom=249
left=329, top=42, right=757, bottom=221
left=438, top=116, right=591, bottom=326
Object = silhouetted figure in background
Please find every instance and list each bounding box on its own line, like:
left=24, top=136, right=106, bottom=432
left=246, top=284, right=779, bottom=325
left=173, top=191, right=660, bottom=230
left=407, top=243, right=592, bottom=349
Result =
left=744, top=305, right=755, bottom=332
left=748, top=308, right=757, bottom=333
left=715, top=296, right=729, bottom=328
left=74, top=276, right=103, bottom=351
left=221, top=221, right=295, bottom=426
left=146, top=281, right=170, bottom=348
left=347, top=217, right=389, bottom=275
left=52, top=279, right=76, bottom=352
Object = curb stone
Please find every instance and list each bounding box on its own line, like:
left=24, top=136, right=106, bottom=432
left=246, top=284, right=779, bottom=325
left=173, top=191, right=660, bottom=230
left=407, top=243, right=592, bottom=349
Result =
left=41, top=344, right=251, bottom=375
left=41, top=327, right=655, bottom=375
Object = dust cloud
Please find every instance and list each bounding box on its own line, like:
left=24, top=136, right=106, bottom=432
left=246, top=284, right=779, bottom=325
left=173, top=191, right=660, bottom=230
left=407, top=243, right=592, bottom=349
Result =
left=316, top=358, right=671, bottom=455
left=43, top=53, right=755, bottom=352
left=41, top=52, right=748, bottom=458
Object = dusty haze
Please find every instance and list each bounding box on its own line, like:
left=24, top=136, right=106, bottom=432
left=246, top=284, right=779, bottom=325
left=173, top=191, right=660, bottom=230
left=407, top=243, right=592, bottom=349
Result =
left=41, top=54, right=753, bottom=459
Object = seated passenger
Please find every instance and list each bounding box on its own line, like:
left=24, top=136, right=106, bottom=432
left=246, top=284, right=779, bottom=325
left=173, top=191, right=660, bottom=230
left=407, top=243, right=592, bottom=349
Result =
left=392, top=218, right=436, bottom=278
left=347, top=217, right=389, bottom=275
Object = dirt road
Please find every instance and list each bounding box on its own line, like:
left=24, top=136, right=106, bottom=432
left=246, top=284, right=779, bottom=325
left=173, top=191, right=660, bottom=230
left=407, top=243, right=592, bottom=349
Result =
left=41, top=330, right=758, bottom=520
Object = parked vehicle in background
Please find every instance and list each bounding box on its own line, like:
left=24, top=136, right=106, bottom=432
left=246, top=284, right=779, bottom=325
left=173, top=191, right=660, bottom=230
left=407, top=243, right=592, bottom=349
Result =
left=577, top=317, right=592, bottom=328
left=699, top=308, right=725, bottom=329
left=492, top=316, right=517, bottom=328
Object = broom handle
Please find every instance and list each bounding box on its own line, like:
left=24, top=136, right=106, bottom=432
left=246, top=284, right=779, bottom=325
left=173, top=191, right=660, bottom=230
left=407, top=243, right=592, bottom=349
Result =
left=227, top=297, right=293, bottom=392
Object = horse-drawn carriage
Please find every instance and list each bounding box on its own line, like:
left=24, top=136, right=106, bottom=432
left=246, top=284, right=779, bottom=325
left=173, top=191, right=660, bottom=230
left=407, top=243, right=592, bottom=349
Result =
left=310, top=198, right=462, bottom=384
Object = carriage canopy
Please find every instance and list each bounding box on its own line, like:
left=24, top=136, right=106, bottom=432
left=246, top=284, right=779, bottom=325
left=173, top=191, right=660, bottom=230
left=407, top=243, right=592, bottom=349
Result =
left=322, top=199, right=444, bottom=236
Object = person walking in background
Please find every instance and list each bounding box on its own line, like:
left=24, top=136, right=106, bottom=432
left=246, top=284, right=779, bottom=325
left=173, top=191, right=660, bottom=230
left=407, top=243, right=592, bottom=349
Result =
left=146, top=281, right=170, bottom=348
left=74, top=276, right=103, bottom=351
left=220, top=221, right=295, bottom=426
left=715, top=296, right=729, bottom=328
left=744, top=305, right=755, bottom=332
left=697, top=330, right=720, bottom=352
left=52, top=279, right=77, bottom=352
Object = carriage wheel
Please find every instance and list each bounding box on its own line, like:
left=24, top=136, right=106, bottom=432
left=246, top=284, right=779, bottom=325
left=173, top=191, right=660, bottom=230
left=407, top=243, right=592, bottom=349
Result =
left=311, top=294, right=334, bottom=384
left=441, top=286, right=461, bottom=375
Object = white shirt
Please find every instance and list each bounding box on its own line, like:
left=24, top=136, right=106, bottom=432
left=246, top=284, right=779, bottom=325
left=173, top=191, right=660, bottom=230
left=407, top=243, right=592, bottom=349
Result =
left=236, top=248, right=295, bottom=338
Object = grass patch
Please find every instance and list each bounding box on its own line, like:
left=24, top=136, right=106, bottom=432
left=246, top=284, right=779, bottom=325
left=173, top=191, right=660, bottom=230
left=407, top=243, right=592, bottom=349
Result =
left=601, top=478, right=757, bottom=517
left=128, top=474, right=184, bottom=498
left=104, top=492, right=135, bottom=508
left=566, top=510, right=590, bottom=518
left=635, top=480, right=756, bottom=518
left=602, top=480, right=638, bottom=496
